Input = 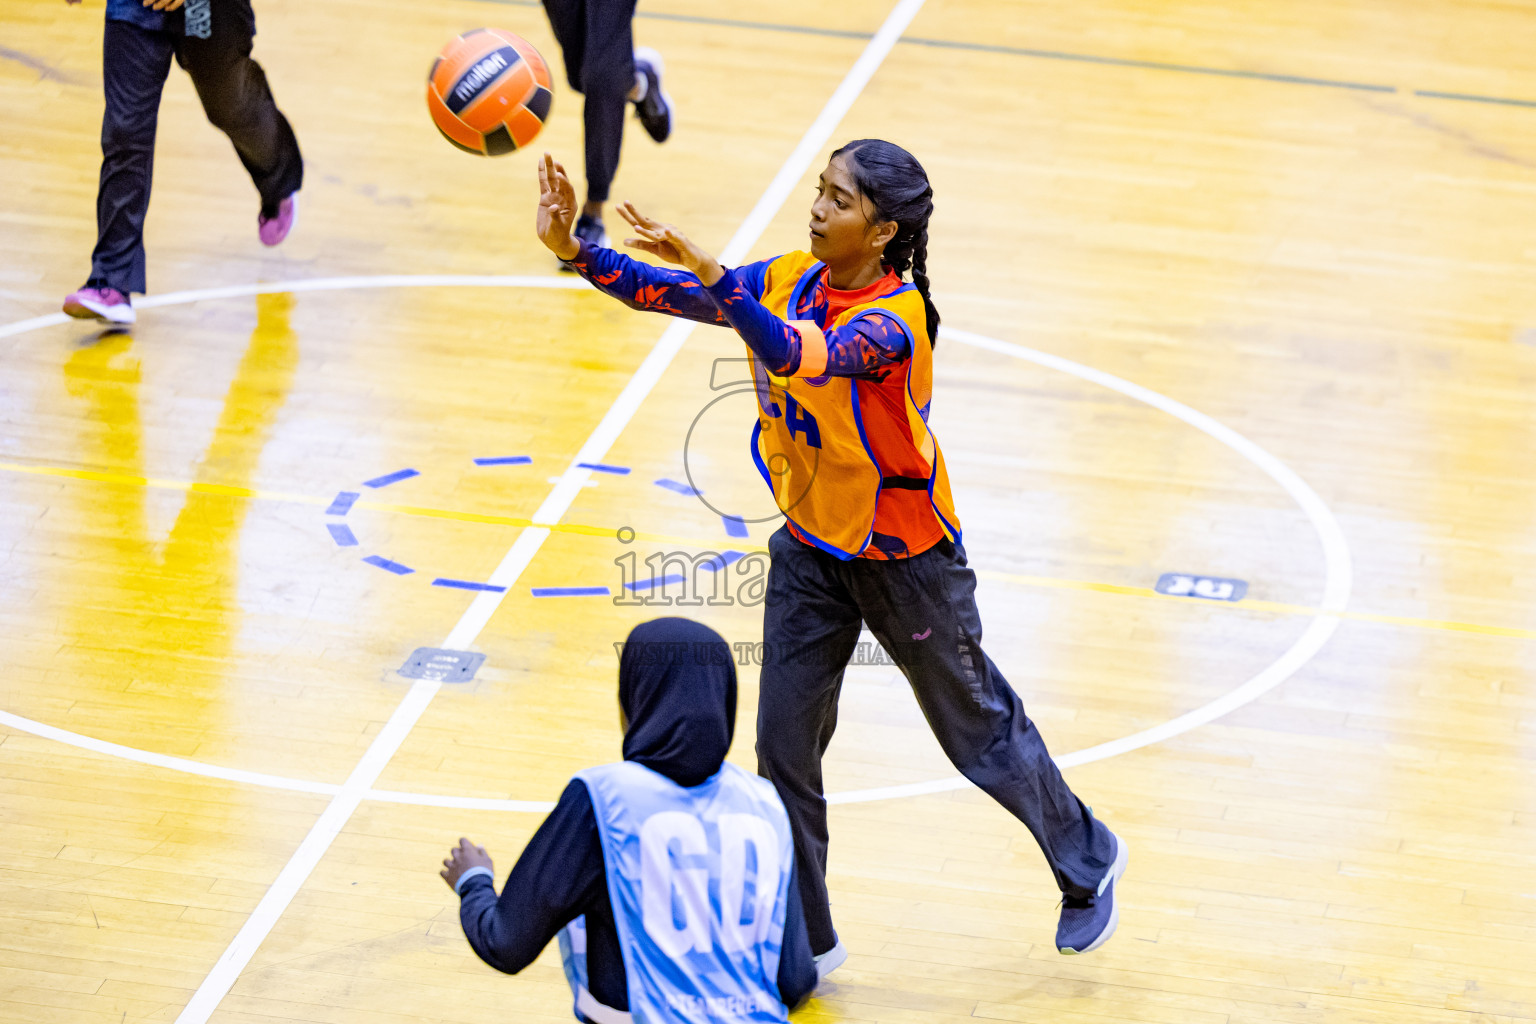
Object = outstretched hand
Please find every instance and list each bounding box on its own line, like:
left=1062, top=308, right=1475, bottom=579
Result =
left=617, top=201, right=724, bottom=286
left=537, top=153, right=581, bottom=261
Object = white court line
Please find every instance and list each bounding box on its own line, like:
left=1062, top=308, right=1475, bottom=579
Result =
left=0, top=276, right=591, bottom=341
left=0, top=315, right=1354, bottom=816
left=823, top=326, right=1354, bottom=803
left=0, top=709, right=341, bottom=797
left=169, top=1, right=929, bottom=1021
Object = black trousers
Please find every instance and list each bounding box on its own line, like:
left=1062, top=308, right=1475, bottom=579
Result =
left=541, top=0, right=636, bottom=206
left=756, top=525, right=1117, bottom=955
left=91, top=2, right=302, bottom=294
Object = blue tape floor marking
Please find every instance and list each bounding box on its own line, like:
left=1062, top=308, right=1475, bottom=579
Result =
left=623, top=573, right=688, bottom=592
left=723, top=516, right=749, bottom=538
left=363, top=468, right=420, bottom=489
left=334, top=460, right=719, bottom=590
left=432, top=578, right=508, bottom=593
left=325, top=491, right=360, bottom=516
left=700, top=551, right=745, bottom=572
left=363, top=555, right=413, bottom=575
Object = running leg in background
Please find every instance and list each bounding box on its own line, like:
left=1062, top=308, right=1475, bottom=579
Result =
left=89, top=18, right=176, bottom=297
left=176, top=0, right=303, bottom=227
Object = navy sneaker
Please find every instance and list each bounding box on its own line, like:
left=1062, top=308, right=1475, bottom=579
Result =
left=1056, top=831, right=1128, bottom=954
left=558, top=214, right=609, bottom=271
left=573, top=213, right=608, bottom=249
left=632, top=46, right=673, bottom=143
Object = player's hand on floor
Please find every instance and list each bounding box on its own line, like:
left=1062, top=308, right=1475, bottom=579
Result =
left=617, top=201, right=723, bottom=285
left=537, top=153, right=580, bottom=261
left=440, top=837, right=494, bottom=892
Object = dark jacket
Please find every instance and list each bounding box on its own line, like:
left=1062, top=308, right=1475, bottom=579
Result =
left=457, top=618, right=818, bottom=1014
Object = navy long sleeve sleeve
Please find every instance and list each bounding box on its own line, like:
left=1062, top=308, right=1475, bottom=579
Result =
left=563, top=240, right=910, bottom=380
left=704, top=266, right=911, bottom=378
left=563, top=238, right=771, bottom=326
left=457, top=780, right=630, bottom=1007
left=457, top=778, right=819, bottom=1012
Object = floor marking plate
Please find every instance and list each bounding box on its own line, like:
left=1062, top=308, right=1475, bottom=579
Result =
left=398, top=648, right=486, bottom=683
left=1156, top=572, right=1248, bottom=602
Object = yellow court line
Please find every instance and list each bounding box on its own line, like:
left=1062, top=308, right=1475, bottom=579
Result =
left=357, top=498, right=767, bottom=551
left=0, top=460, right=762, bottom=552
left=4, top=459, right=1531, bottom=641
left=0, top=460, right=327, bottom=506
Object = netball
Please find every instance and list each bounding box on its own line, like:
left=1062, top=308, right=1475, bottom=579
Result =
left=427, top=28, right=553, bottom=156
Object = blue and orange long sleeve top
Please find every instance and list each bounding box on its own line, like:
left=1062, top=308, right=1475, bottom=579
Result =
left=566, top=240, right=913, bottom=379
left=565, top=240, right=949, bottom=559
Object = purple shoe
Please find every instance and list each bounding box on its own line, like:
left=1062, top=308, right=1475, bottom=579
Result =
left=258, top=194, right=298, bottom=246
left=63, top=286, right=135, bottom=325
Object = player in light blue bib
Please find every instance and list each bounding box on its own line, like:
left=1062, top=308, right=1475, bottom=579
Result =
left=442, top=618, right=817, bottom=1023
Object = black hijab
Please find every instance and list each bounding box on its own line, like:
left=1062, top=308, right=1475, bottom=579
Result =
left=619, top=618, right=737, bottom=788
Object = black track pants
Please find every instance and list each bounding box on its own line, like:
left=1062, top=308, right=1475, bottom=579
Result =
left=541, top=0, right=636, bottom=206
left=91, top=2, right=302, bottom=294
left=755, top=525, right=1117, bottom=955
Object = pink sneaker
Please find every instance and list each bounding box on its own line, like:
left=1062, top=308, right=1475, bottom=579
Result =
left=258, top=193, right=298, bottom=246
left=62, top=286, right=135, bottom=325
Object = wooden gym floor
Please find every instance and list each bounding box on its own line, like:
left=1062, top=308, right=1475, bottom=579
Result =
left=2, top=0, right=1535, bottom=1021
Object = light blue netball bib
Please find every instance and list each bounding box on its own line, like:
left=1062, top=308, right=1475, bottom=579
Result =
left=557, top=761, right=794, bottom=1024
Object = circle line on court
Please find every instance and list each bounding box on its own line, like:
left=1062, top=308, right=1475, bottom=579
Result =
left=0, top=275, right=1353, bottom=812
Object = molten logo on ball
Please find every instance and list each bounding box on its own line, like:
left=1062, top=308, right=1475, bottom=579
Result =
left=427, top=29, right=553, bottom=157
left=451, top=51, right=511, bottom=110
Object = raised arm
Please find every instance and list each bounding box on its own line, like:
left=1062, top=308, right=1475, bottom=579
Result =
left=563, top=239, right=772, bottom=326
left=535, top=155, right=768, bottom=324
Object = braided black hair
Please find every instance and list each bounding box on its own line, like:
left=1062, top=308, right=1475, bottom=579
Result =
left=831, top=139, right=939, bottom=346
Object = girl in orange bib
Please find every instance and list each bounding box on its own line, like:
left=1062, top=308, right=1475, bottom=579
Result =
left=535, top=141, right=1127, bottom=968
